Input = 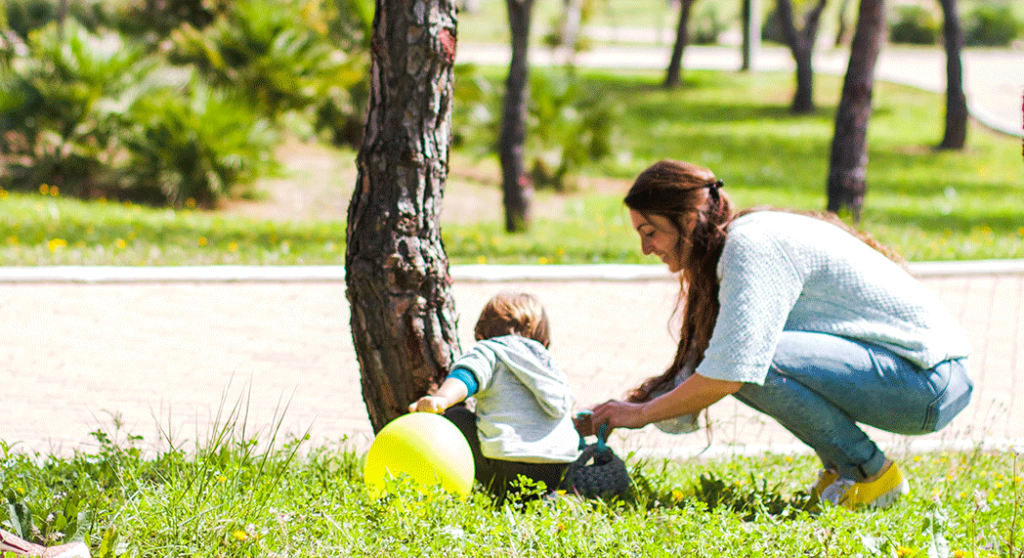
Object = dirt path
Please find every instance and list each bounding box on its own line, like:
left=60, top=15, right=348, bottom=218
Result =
left=222, top=139, right=629, bottom=225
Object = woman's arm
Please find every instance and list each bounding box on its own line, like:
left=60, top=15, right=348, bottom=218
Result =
left=591, top=373, right=743, bottom=430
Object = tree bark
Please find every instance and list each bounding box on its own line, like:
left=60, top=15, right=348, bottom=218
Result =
left=776, top=0, right=828, bottom=113
left=665, top=0, right=698, bottom=88
left=937, top=0, right=967, bottom=150
left=499, top=0, right=534, bottom=233
left=827, top=0, right=885, bottom=221
left=346, top=0, right=461, bottom=434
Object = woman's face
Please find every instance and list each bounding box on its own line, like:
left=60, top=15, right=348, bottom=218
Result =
left=629, top=209, right=691, bottom=273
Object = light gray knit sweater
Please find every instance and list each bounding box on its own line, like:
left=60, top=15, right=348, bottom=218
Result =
left=453, top=336, right=580, bottom=463
left=697, top=211, right=972, bottom=385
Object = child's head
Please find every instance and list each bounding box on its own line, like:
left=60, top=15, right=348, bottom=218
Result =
left=474, top=291, right=551, bottom=348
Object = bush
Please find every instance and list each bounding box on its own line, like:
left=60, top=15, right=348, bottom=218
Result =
left=122, top=79, right=280, bottom=208
left=167, top=0, right=369, bottom=147
left=963, top=4, right=1023, bottom=47
left=889, top=5, right=939, bottom=45
left=526, top=71, right=620, bottom=191
left=0, top=20, right=278, bottom=207
left=0, top=20, right=155, bottom=198
left=692, top=3, right=728, bottom=45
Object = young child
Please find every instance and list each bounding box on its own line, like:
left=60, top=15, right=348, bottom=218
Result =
left=409, top=291, right=580, bottom=499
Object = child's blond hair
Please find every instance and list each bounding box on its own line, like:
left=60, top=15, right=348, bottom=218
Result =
left=473, top=291, right=551, bottom=348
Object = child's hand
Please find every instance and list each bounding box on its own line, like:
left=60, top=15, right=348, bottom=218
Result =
left=409, top=395, right=449, bottom=414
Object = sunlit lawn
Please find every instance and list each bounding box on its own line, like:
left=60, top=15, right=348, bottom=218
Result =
left=2, top=68, right=1020, bottom=266
left=3, top=416, right=1022, bottom=558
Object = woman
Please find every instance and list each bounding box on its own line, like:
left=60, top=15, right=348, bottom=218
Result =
left=589, top=160, right=973, bottom=509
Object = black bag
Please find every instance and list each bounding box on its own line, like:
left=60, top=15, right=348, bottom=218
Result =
left=560, top=421, right=632, bottom=499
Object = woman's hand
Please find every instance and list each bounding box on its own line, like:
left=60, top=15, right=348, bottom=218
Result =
left=590, top=399, right=649, bottom=432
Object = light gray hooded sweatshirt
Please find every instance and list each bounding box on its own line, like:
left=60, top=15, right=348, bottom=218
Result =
left=452, top=335, right=580, bottom=463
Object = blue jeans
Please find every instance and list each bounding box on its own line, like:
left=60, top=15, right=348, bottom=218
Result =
left=732, top=331, right=973, bottom=481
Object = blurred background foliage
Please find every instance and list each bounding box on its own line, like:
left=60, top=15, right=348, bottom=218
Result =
left=0, top=0, right=372, bottom=208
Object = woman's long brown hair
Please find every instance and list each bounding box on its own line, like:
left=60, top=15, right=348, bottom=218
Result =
left=623, top=160, right=904, bottom=403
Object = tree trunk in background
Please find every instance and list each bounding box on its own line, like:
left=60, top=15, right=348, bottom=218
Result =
left=834, top=0, right=853, bottom=46
left=937, top=0, right=967, bottom=150
left=740, top=0, right=758, bottom=71
left=776, top=0, right=828, bottom=113
left=665, top=0, right=698, bottom=88
left=826, top=0, right=884, bottom=221
left=499, top=0, right=535, bottom=233
left=346, top=0, right=461, bottom=433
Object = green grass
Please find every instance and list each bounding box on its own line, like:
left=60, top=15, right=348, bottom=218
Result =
left=2, top=68, right=1020, bottom=266
left=3, top=414, right=1022, bottom=558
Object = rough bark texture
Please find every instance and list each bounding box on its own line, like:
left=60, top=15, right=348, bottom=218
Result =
left=937, top=0, right=967, bottom=150
left=826, top=0, right=884, bottom=221
left=498, top=0, right=534, bottom=233
left=776, top=0, right=828, bottom=113
left=346, top=0, right=461, bottom=434
left=665, top=0, right=698, bottom=88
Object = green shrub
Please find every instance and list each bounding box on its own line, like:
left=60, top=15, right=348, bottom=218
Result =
left=692, top=3, right=728, bottom=45
left=0, top=20, right=155, bottom=198
left=122, top=78, right=279, bottom=208
left=167, top=0, right=368, bottom=147
left=889, top=5, right=940, bottom=45
left=526, top=71, right=621, bottom=191
left=0, top=19, right=278, bottom=207
left=964, top=3, right=1023, bottom=46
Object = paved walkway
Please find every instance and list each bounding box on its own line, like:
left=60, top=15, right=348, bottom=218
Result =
left=2, top=262, right=1022, bottom=459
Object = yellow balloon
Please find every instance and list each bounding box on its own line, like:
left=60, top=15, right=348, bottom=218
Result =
left=363, top=412, right=475, bottom=496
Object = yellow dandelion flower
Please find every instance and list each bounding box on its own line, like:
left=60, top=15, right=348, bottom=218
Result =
left=952, top=551, right=966, bottom=558
left=39, top=184, right=49, bottom=195
left=0, top=189, right=8, bottom=200
left=896, top=545, right=916, bottom=557
left=115, top=239, right=127, bottom=249
left=232, top=530, right=248, bottom=541
left=49, top=186, right=59, bottom=196
left=671, top=489, right=685, bottom=502
left=47, top=238, right=67, bottom=252
left=217, top=475, right=227, bottom=482
left=228, top=242, right=239, bottom=252
left=914, top=455, right=922, bottom=462
left=476, top=256, right=487, bottom=264
left=538, top=257, right=549, bottom=265
left=186, top=198, right=197, bottom=209
left=197, top=237, right=208, bottom=247
left=6, top=236, right=17, bottom=245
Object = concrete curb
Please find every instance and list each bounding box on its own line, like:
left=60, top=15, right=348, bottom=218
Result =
left=1, top=260, right=1023, bottom=284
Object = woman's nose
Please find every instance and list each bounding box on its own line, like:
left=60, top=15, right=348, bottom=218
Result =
left=640, top=237, right=653, bottom=255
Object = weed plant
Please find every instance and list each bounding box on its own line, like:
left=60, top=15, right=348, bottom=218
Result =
left=2, top=411, right=1022, bottom=557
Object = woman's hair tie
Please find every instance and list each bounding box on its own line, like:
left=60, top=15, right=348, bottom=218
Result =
left=706, top=180, right=723, bottom=203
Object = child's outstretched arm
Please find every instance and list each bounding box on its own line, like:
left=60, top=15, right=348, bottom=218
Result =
left=408, top=376, right=469, bottom=414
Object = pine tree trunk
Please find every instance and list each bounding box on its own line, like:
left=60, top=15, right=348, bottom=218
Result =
left=937, top=0, right=967, bottom=150
left=499, top=0, right=535, bottom=233
left=665, top=0, right=697, bottom=88
left=346, top=0, right=461, bottom=433
left=826, top=0, right=884, bottom=221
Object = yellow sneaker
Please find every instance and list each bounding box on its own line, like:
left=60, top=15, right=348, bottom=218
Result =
left=821, top=462, right=909, bottom=510
left=810, top=468, right=839, bottom=499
